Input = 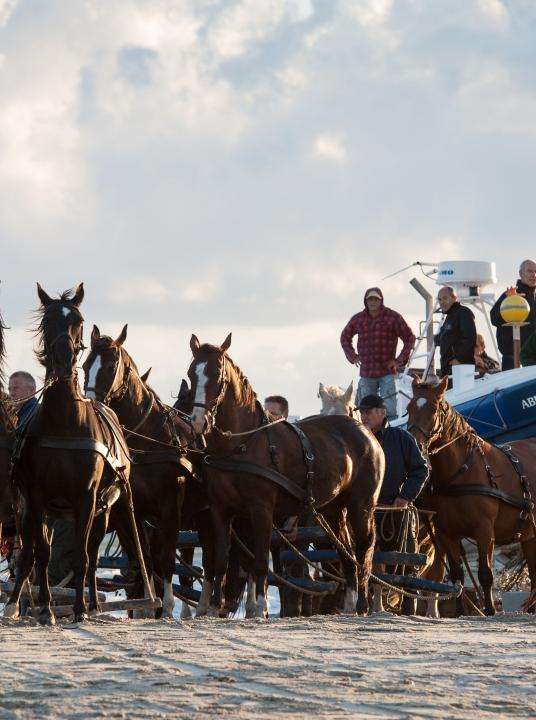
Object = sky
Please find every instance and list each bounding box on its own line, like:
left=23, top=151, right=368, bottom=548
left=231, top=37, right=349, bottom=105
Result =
left=1, top=0, right=536, bottom=416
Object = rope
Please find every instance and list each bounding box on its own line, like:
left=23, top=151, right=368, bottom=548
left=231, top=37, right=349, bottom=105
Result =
left=230, top=528, right=334, bottom=597
left=310, top=505, right=462, bottom=601
left=214, top=416, right=286, bottom=439
left=272, top=526, right=345, bottom=583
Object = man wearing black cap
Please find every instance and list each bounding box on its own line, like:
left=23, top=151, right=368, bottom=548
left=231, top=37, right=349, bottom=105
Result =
left=359, top=394, right=428, bottom=614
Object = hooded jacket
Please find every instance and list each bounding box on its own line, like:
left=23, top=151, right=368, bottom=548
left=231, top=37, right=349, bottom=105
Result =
left=340, top=288, right=416, bottom=378
left=490, top=280, right=536, bottom=356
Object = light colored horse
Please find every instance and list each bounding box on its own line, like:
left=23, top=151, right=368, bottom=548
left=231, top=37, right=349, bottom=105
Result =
left=318, top=382, right=357, bottom=418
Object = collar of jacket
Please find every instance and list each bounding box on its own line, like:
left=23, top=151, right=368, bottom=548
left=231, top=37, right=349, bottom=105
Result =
left=516, top=280, right=536, bottom=297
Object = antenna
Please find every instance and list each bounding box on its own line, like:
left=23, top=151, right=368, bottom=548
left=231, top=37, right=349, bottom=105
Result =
left=382, top=261, right=438, bottom=281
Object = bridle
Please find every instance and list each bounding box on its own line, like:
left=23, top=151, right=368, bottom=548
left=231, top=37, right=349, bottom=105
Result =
left=191, top=357, right=229, bottom=434
left=84, top=347, right=132, bottom=405
left=45, top=328, right=86, bottom=380
left=408, top=399, right=474, bottom=460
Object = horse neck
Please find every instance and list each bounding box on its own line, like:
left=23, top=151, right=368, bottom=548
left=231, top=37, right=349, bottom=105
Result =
left=429, top=406, right=475, bottom=480
left=41, top=375, right=86, bottom=430
left=207, top=368, right=259, bottom=453
left=111, top=359, right=155, bottom=430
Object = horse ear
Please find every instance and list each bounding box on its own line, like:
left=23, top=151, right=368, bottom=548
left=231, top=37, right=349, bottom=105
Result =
left=140, top=367, right=151, bottom=383
left=115, top=324, right=128, bottom=346
left=343, top=381, right=354, bottom=402
left=190, top=334, right=201, bottom=355
left=91, top=325, right=101, bottom=347
left=318, top=382, right=326, bottom=398
left=412, top=375, right=421, bottom=389
left=437, top=375, right=449, bottom=394
left=179, top=378, right=189, bottom=394
left=221, top=333, right=232, bottom=352
left=72, top=283, right=84, bottom=307
left=37, top=283, right=53, bottom=307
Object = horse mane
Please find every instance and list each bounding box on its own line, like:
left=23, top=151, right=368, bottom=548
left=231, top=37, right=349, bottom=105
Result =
left=198, top=343, right=257, bottom=408
left=34, top=287, right=83, bottom=367
left=438, top=398, right=482, bottom=451
left=93, top=335, right=141, bottom=377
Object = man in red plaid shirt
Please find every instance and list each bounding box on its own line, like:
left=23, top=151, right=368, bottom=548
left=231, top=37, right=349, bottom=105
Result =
left=340, top=287, right=415, bottom=420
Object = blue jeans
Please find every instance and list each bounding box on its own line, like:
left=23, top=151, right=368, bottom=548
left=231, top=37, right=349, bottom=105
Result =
left=357, top=374, right=398, bottom=420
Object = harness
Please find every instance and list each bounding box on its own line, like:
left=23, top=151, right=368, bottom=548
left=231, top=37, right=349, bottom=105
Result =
left=202, top=404, right=315, bottom=505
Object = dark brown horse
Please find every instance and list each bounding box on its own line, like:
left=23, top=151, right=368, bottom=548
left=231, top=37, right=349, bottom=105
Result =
left=187, top=333, right=384, bottom=617
left=407, top=375, right=536, bottom=616
left=5, top=284, right=131, bottom=624
left=82, top=325, right=196, bottom=618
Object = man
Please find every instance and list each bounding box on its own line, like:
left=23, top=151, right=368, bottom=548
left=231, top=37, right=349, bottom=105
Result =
left=491, top=259, right=536, bottom=370
left=359, top=394, right=428, bottom=615
left=264, top=395, right=289, bottom=420
left=8, top=371, right=38, bottom=427
left=435, top=286, right=477, bottom=378
left=340, top=287, right=415, bottom=421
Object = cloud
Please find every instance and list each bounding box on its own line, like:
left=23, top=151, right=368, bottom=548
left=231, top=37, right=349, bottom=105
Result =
left=2, top=0, right=536, bottom=414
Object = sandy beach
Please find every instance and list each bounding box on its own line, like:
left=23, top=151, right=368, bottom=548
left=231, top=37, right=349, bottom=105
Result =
left=1, top=613, right=535, bottom=719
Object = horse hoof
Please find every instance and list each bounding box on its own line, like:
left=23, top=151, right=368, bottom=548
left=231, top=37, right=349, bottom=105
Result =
left=206, top=605, right=220, bottom=618
left=3, top=603, right=20, bottom=620
left=356, top=599, right=369, bottom=616
left=39, top=611, right=56, bottom=626
left=73, top=612, right=88, bottom=624
left=254, top=607, right=267, bottom=619
left=161, top=609, right=174, bottom=620
left=180, top=604, right=193, bottom=620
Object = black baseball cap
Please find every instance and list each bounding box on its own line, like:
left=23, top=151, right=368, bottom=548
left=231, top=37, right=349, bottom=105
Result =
left=358, top=394, right=385, bottom=411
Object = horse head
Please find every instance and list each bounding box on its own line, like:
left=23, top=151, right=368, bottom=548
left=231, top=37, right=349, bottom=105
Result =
left=318, top=381, right=355, bottom=417
left=173, top=378, right=192, bottom=414
left=36, top=283, right=85, bottom=380
left=406, top=375, right=448, bottom=453
left=83, top=324, right=131, bottom=403
left=187, top=333, right=233, bottom=435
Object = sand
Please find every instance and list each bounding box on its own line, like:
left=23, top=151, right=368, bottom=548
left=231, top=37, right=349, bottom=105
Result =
left=1, top=612, right=535, bottom=719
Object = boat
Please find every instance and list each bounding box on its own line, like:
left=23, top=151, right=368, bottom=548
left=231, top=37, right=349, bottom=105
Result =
left=392, top=260, right=536, bottom=443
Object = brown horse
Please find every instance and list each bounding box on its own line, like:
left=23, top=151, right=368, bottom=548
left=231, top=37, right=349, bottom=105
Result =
left=83, top=325, right=196, bottom=618
left=187, top=333, right=384, bottom=617
left=407, top=375, right=536, bottom=616
left=5, top=284, right=131, bottom=624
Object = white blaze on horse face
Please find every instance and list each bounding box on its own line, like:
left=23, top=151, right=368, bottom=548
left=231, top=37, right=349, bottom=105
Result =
left=85, top=355, right=102, bottom=399
left=415, top=397, right=428, bottom=409
left=191, top=361, right=208, bottom=431
left=61, top=306, right=71, bottom=317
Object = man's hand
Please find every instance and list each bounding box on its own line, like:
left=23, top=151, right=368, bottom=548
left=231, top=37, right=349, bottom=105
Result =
left=385, top=360, right=397, bottom=374
left=392, top=497, right=409, bottom=509
left=450, top=359, right=461, bottom=366
left=506, top=286, right=526, bottom=297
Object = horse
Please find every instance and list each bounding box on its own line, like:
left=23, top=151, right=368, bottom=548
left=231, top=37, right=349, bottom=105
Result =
left=83, top=325, right=196, bottom=618
left=5, top=284, right=132, bottom=624
left=187, top=333, right=384, bottom=617
left=407, top=375, right=536, bottom=616
left=318, top=382, right=356, bottom=417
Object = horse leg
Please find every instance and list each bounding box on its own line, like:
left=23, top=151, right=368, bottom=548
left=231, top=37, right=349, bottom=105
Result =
left=521, top=537, right=536, bottom=613
left=72, top=492, right=97, bottom=623
left=346, top=504, right=376, bottom=615
left=196, top=512, right=215, bottom=617
left=251, top=511, right=272, bottom=619
left=208, top=509, right=232, bottom=617
left=86, top=511, right=109, bottom=616
left=441, top=537, right=466, bottom=616
left=159, top=505, right=181, bottom=620
left=4, top=508, right=36, bottom=619
left=34, top=513, right=54, bottom=626
left=179, top=546, right=194, bottom=620
left=474, top=530, right=495, bottom=616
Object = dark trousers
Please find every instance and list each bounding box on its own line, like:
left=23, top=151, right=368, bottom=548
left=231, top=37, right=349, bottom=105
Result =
left=501, top=355, right=514, bottom=371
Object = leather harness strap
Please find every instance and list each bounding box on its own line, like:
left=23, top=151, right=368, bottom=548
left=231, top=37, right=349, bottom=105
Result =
left=431, top=483, right=532, bottom=511
left=203, top=454, right=307, bottom=502
left=33, top=436, right=126, bottom=473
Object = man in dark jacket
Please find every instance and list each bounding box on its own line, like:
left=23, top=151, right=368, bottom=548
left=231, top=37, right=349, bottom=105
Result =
left=435, top=286, right=477, bottom=378
left=359, top=394, right=428, bottom=614
left=491, top=259, right=536, bottom=370
left=340, top=287, right=415, bottom=420
left=8, top=371, right=38, bottom=427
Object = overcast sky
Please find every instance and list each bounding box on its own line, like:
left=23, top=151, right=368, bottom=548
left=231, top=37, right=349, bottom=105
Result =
left=1, top=0, right=536, bottom=416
